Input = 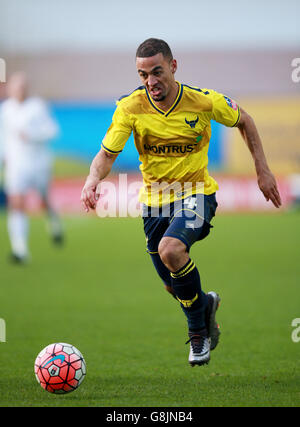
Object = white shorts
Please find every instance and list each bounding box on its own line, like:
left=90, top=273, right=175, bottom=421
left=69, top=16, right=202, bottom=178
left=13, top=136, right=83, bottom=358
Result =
left=4, top=162, right=52, bottom=197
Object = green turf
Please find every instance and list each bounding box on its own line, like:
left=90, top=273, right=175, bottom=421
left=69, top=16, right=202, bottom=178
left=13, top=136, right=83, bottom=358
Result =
left=53, top=157, right=90, bottom=178
left=0, top=211, right=299, bottom=407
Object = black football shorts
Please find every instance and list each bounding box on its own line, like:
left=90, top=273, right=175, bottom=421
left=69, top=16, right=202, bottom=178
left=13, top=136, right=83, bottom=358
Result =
left=142, top=193, right=218, bottom=253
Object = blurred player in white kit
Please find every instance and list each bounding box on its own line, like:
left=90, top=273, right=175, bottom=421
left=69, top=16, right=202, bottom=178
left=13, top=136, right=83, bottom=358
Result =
left=0, top=72, right=63, bottom=263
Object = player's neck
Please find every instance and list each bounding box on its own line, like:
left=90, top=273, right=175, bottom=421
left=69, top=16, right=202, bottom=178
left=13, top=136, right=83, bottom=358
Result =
left=154, top=81, right=179, bottom=112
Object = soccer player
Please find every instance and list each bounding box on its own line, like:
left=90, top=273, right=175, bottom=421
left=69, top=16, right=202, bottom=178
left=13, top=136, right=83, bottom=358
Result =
left=81, top=39, right=282, bottom=366
left=0, top=72, right=64, bottom=263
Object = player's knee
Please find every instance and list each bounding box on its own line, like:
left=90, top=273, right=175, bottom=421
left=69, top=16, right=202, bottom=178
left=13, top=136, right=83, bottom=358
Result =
left=158, top=237, right=187, bottom=271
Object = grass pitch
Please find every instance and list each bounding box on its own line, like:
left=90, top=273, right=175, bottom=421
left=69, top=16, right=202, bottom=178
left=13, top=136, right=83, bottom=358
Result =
left=0, top=211, right=299, bottom=407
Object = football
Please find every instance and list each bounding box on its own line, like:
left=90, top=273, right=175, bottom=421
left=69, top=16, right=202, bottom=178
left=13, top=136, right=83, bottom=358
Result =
left=34, top=343, right=86, bottom=394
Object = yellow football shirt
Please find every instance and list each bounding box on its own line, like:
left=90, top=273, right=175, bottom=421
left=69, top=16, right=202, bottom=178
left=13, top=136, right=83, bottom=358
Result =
left=101, top=82, right=240, bottom=206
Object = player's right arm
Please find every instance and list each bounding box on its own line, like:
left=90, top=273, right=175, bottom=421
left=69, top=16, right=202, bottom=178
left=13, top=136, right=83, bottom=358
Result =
left=81, top=148, right=118, bottom=212
left=81, top=101, right=133, bottom=212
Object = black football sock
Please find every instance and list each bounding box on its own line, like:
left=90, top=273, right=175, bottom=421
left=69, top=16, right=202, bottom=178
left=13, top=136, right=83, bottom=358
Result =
left=149, top=252, right=173, bottom=287
left=170, top=258, right=208, bottom=331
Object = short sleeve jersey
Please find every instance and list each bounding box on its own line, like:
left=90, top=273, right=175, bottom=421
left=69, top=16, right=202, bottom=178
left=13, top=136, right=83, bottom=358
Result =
left=102, top=82, right=240, bottom=206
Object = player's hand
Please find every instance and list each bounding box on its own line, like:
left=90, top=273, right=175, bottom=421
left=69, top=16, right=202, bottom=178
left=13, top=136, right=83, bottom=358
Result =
left=257, top=170, right=282, bottom=208
left=80, top=175, right=101, bottom=212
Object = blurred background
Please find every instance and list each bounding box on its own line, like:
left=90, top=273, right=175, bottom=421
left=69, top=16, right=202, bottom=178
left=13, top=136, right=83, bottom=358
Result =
left=0, top=0, right=300, bottom=213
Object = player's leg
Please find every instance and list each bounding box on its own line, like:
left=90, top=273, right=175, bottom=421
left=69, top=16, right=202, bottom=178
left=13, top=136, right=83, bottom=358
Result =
left=142, top=204, right=175, bottom=292
left=41, top=194, right=64, bottom=245
left=158, top=236, right=208, bottom=330
left=143, top=195, right=218, bottom=316
left=36, top=168, right=64, bottom=245
left=142, top=197, right=219, bottom=365
left=159, top=236, right=220, bottom=350
left=6, top=193, right=29, bottom=262
left=4, top=167, right=30, bottom=262
left=160, top=193, right=219, bottom=365
left=158, top=235, right=210, bottom=365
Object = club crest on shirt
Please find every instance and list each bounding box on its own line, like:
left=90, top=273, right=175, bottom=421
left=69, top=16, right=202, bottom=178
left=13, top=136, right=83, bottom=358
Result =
left=224, top=96, right=238, bottom=110
left=185, top=116, right=199, bottom=128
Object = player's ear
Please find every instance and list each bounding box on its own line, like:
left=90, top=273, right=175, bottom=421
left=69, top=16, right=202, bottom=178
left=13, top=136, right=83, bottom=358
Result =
left=170, top=59, right=177, bottom=74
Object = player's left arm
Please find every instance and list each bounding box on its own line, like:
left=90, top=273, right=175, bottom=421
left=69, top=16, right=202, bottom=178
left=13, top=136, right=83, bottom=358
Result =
left=237, top=107, right=282, bottom=208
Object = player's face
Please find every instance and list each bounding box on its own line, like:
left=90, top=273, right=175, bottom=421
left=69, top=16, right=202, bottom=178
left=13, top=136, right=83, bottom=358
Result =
left=136, top=53, right=177, bottom=102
